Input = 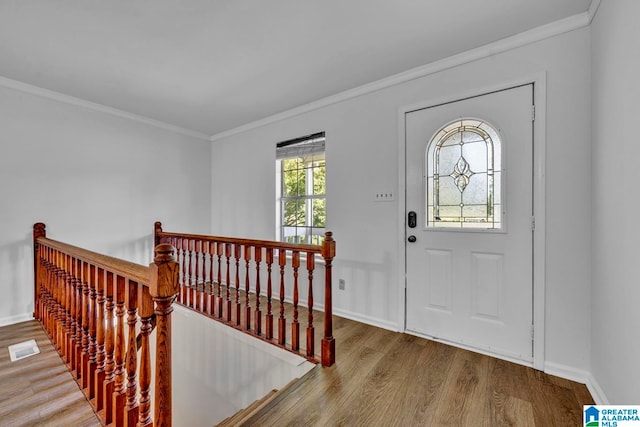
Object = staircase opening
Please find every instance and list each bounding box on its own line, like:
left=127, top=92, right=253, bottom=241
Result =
left=169, top=305, right=315, bottom=426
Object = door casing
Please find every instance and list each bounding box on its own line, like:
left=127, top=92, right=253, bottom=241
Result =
left=397, top=73, right=547, bottom=369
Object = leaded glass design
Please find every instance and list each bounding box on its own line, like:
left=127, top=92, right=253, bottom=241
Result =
left=426, top=119, right=502, bottom=229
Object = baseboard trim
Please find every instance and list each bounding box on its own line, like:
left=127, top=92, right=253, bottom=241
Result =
left=544, top=361, right=609, bottom=404
left=584, top=373, right=609, bottom=405
left=544, top=361, right=590, bottom=383
left=332, top=308, right=399, bottom=332
left=0, top=313, right=34, bottom=327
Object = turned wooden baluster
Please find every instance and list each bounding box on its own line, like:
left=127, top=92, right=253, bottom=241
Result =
left=37, top=245, right=45, bottom=325
left=149, top=243, right=180, bottom=427
left=182, top=238, right=190, bottom=306
left=50, top=248, right=58, bottom=339
left=112, top=276, right=127, bottom=427
left=45, top=247, right=52, bottom=336
left=216, top=242, right=223, bottom=318
left=33, top=223, right=46, bottom=318
left=67, top=254, right=77, bottom=366
left=244, top=245, right=252, bottom=330
left=200, top=241, right=207, bottom=313
left=74, top=258, right=83, bottom=379
left=234, top=244, right=241, bottom=325
left=87, top=265, right=98, bottom=399
left=188, top=239, right=196, bottom=308
left=63, top=253, right=74, bottom=361
left=69, top=257, right=80, bottom=372
left=137, top=286, right=154, bottom=427
left=125, top=280, right=139, bottom=427
left=278, top=249, right=287, bottom=346
left=37, top=243, right=46, bottom=322
left=265, top=248, right=274, bottom=340
left=95, top=268, right=106, bottom=409
left=291, top=251, right=300, bottom=351
left=103, top=271, right=116, bottom=424
left=306, top=252, right=315, bottom=357
left=81, top=261, right=91, bottom=389
left=42, top=247, right=49, bottom=332
left=54, top=249, right=63, bottom=349
left=60, top=251, right=69, bottom=352
left=225, top=243, right=232, bottom=322
left=48, top=248, right=56, bottom=336
left=32, top=237, right=40, bottom=320
left=171, top=238, right=181, bottom=304
left=37, top=244, right=45, bottom=324
left=52, top=250, right=63, bottom=352
left=321, top=231, right=336, bottom=367
left=195, top=240, right=202, bottom=312
left=40, top=246, right=50, bottom=334
left=36, top=244, right=43, bottom=322
left=40, top=246, right=49, bottom=331
left=254, top=247, right=262, bottom=335
left=208, top=242, right=215, bottom=316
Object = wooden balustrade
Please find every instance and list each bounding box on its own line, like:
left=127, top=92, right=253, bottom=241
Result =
left=33, top=223, right=179, bottom=427
left=153, top=222, right=336, bottom=367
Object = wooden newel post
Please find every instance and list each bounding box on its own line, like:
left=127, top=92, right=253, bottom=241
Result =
left=149, top=243, right=180, bottom=427
left=321, top=232, right=336, bottom=367
left=33, top=223, right=46, bottom=318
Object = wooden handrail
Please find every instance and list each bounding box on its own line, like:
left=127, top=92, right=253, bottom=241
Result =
left=153, top=221, right=336, bottom=367
left=33, top=223, right=179, bottom=427
left=35, top=236, right=149, bottom=284
left=154, top=225, right=323, bottom=254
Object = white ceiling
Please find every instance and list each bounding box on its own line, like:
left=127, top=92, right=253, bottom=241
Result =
left=0, top=1, right=592, bottom=138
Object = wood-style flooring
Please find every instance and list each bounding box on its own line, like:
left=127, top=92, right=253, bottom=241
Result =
left=0, top=320, right=100, bottom=427
left=1, top=314, right=593, bottom=427
left=242, top=316, right=595, bottom=426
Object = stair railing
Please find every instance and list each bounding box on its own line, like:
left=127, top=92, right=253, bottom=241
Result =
left=33, top=223, right=179, bottom=427
left=154, top=221, right=336, bottom=367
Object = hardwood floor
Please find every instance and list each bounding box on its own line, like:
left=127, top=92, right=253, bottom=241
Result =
left=1, top=314, right=593, bottom=427
left=242, top=316, right=595, bottom=427
left=0, top=320, right=100, bottom=427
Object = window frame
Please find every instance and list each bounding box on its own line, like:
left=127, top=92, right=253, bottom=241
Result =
left=276, top=133, right=326, bottom=245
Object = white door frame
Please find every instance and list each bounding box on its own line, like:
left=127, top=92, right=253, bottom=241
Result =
left=397, top=73, right=547, bottom=370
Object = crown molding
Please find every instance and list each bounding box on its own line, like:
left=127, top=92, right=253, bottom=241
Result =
left=0, top=75, right=210, bottom=141
left=211, top=11, right=590, bottom=142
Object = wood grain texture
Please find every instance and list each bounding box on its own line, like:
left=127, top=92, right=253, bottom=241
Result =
left=4, top=312, right=594, bottom=426
left=0, top=320, right=101, bottom=427
left=242, top=315, right=594, bottom=427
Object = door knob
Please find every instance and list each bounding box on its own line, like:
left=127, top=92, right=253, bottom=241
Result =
left=408, top=235, right=417, bottom=243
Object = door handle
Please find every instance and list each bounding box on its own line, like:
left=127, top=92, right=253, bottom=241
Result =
left=408, top=235, right=417, bottom=243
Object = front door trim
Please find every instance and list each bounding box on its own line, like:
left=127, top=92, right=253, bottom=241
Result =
left=397, top=72, right=547, bottom=370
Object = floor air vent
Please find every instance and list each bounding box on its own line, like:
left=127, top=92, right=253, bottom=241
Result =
left=8, top=339, right=40, bottom=362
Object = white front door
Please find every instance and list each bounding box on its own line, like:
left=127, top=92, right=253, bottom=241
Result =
left=405, top=85, right=534, bottom=362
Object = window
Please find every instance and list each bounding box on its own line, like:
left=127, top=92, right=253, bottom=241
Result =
left=426, top=119, right=502, bottom=229
left=276, top=132, right=326, bottom=244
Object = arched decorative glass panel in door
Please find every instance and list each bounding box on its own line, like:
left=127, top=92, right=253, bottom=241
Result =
left=426, top=119, right=502, bottom=229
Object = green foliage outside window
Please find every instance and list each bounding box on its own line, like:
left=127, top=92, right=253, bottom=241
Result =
left=281, top=155, right=326, bottom=244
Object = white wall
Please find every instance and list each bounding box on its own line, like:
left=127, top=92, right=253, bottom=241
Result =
left=591, top=0, right=640, bottom=404
left=0, top=84, right=211, bottom=326
left=211, top=28, right=592, bottom=373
